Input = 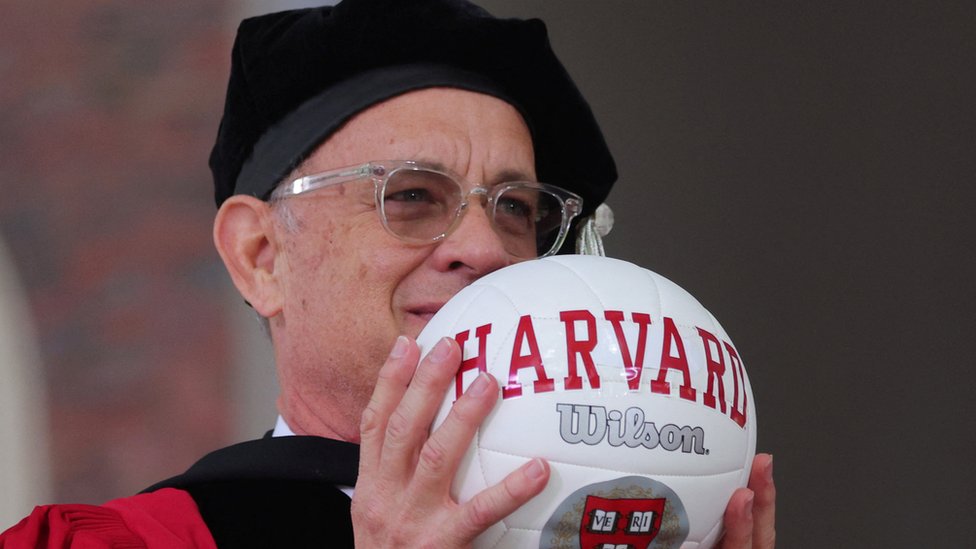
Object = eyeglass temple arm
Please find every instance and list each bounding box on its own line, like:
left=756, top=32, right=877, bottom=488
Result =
left=286, top=165, right=373, bottom=195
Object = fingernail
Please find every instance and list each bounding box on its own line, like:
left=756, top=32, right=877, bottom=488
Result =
left=766, top=455, right=774, bottom=483
left=744, top=492, right=755, bottom=519
left=429, top=337, right=453, bottom=363
left=525, top=458, right=546, bottom=480
left=390, top=335, right=409, bottom=359
left=466, top=372, right=493, bottom=397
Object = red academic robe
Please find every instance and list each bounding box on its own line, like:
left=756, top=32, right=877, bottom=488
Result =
left=1, top=437, right=359, bottom=548
left=0, top=488, right=215, bottom=548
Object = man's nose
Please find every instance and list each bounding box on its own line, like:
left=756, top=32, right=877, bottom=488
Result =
left=429, top=199, right=512, bottom=277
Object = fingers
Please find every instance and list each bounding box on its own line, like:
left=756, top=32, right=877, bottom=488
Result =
left=750, top=453, right=776, bottom=549
left=359, top=335, right=417, bottom=474
left=719, top=453, right=776, bottom=549
left=354, top=334, right=550, bottom=547
left=379, top=337, right=461, bottom=479
left=456, top=457, right=550, bottom=539
left=413, top=371, right=499, bottom=493
left=720, top=487, right=755, bottom=549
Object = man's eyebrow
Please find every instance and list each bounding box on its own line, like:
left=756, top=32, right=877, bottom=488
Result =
left=494, top=169, right=536, bottom=183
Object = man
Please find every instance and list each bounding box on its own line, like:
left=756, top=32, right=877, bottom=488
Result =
left=1, top=0, right=775, bottom=547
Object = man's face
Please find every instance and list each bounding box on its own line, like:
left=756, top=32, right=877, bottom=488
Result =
left=268, top=88, right=536, bottom=440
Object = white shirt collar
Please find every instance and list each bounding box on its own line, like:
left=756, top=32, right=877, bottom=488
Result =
left=272, top=415, right=296, bottom=437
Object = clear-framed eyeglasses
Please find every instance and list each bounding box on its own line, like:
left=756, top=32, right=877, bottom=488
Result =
left=271, top=160, right=584, bottom=259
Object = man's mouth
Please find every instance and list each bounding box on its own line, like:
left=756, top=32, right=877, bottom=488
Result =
left=407, top=304, right=445, bottom=324
left=413, top=311, right=435, bottom=322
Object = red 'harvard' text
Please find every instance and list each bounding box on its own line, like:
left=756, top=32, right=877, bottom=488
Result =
left=452, top=309, right=749, bottom=428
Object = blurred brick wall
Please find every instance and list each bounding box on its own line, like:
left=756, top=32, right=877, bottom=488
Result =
left=0, top=1, right=236, bottom=504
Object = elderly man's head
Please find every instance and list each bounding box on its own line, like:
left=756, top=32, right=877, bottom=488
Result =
left=216, top=87, right=540, bottom=439
left=208, top=0, right=616, bottom=440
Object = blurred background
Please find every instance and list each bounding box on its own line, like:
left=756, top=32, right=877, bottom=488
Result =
left=1, top=1, right=973, bottom=547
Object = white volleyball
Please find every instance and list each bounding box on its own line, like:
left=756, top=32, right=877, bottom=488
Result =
left=418, top=255, right=757, bottom=549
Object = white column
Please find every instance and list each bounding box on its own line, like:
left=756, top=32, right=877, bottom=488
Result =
left=0, top=238, right=51, bottom=527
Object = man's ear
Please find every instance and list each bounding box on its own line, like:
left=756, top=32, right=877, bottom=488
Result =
left=213, top=195, right=284, bottom=318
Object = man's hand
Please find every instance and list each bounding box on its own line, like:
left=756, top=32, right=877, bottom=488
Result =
left=719, top=453, right=776, bottom=548
left=352, top=336, right=550, bottom=548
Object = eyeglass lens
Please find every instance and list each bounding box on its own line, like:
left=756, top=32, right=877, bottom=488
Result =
left=381, top=167, right=565, bottom=258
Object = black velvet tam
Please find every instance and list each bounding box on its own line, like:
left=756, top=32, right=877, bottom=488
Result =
left=209, top=0, right=617, bottom=219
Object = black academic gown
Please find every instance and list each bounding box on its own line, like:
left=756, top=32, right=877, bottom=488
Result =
left=144, top=436, right=359, bottom=548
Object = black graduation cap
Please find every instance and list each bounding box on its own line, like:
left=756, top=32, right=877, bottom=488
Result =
left=209, top=0, right=617, bottom=222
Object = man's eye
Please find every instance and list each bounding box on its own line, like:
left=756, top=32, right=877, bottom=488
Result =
left=387, top=188, right=434, bottom=203
left=497, top=196, right=535, bottom=219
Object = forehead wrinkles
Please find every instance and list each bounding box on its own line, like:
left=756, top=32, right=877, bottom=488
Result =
left=306, top=88, right=535, bottom=181
left=382, top=126, right=535, bottom=188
